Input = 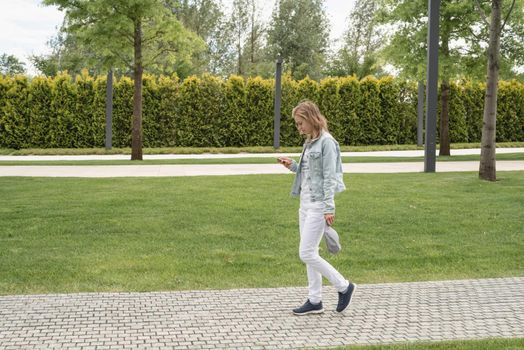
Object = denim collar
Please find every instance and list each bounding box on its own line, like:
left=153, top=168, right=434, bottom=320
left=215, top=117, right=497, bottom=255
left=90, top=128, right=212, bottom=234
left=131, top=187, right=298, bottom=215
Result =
left=305, top=131, right=325, bottom=146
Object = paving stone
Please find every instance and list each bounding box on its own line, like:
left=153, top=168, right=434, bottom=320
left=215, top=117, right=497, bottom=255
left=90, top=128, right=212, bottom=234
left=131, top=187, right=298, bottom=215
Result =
left=0, top=277, right=523, bottom=349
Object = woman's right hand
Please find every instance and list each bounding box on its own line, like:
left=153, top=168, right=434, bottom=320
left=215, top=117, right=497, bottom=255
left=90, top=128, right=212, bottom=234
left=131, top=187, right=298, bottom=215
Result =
left=277, top=157, right=293, bottom=169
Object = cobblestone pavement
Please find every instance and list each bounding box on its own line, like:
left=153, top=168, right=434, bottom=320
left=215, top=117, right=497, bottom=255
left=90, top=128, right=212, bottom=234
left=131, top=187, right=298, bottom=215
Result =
left=1, top=277, right=523, bottom=349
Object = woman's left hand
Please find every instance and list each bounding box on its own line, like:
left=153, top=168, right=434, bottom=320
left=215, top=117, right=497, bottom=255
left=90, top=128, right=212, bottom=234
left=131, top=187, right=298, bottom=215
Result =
left=324, top=213, right=335, bottom=226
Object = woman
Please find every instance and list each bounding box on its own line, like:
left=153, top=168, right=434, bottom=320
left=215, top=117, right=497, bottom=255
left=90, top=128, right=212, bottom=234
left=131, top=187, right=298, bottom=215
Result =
left=278, top=100, right=356, bottom=315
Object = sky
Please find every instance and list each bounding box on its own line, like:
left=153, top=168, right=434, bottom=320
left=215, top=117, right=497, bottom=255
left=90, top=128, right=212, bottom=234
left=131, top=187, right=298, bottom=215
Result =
left=0, top=0, right=356, bottom=75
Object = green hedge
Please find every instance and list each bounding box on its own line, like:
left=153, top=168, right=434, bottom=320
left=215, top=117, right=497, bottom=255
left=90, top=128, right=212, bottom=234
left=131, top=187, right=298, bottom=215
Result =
left=1, top=72, right=523, bottom=148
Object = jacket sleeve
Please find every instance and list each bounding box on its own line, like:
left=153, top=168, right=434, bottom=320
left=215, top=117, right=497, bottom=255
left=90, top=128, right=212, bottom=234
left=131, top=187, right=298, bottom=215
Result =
left=289, top=159, right=298, bottom=173
left=321, top=138, right=337, bottom=214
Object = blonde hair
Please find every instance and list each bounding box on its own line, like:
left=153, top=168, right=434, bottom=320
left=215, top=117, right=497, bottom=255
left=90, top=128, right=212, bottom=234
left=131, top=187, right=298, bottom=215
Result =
left=292, top=100, right=328, bottom=139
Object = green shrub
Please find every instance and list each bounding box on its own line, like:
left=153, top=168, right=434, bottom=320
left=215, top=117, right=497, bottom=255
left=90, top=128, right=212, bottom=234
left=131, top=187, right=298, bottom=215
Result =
left=112, top=76, right=133, bottom=148
left=0, top=75, right=30, bottom=149
left=497, top=80, right=524, bottom=142
left=462, top=81, right=484, bottom=143
left=448, top=82, right=468, bottom=143
left=0, top=73, right=522, bottom=148
left=358, top=76, right=383, bottom=144
left=224, top=75, right=248, bottom=146
left=245, top=76, right=273, bottom=146
left=338, top=76, right=360, bottom=145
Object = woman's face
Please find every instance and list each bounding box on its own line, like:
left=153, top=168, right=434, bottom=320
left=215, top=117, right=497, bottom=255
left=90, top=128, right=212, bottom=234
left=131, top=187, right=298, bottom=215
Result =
left=294, top=116, right=314, bottom=136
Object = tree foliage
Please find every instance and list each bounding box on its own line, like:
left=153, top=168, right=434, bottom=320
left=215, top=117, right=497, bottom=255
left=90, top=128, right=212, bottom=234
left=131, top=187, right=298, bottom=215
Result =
left=328, top=0, right=384, bottom=78
left=43, top=0, right=204, bottom=74
left=267, top=0, right=330, bottom=80
left=377, top=0, right=524, bottom=81
left=234, top=0, right=269, bottom=77
left=0, top=54, right=26, bottom=75
left=167, top=0, right=227, bottom=77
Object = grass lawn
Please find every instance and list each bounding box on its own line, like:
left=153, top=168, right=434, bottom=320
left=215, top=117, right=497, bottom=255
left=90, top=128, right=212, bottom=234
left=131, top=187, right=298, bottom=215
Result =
left=0, top=171, right=523, bottom=295
left=1, top=142, right=523, bottom=156
left=0, top=152, right=523, bottom=166
left=335, top=338, right=524, bottom=350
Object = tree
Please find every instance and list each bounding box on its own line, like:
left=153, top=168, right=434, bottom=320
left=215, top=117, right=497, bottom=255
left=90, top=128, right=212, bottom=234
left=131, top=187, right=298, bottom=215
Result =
left=462, top=1, right=524, bottom=82
left=206, top=20, right=236, bottom=77
left=230, top=0, right=249, bottom=75
left=328, top=0, right=384, bottom=78
left=238, top=0, right=269, bottom=77
left=378, top=0, right=467, bottom=155
left=168, top=0, right=229, bottom=77
left=220, top=0, right=271, bottom=77
left=266, top=0, right=330, bottom=80
left=0, top=54, right=26, bottom=75
left=478, top=0, right=518, bottom=181
left=43, top=0, right=203, bottom=160
left=29, top=24, right=108, bottom=77
left=377, top=0, right=524, bottom=155
left=29, top=53, right=59, bottom=76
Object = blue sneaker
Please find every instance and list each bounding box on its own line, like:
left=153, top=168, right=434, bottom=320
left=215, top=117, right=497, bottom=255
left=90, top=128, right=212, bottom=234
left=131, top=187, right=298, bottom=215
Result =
left=336, top=282, right=356, bottom=312
left=293, top=299, right=324, bottom=315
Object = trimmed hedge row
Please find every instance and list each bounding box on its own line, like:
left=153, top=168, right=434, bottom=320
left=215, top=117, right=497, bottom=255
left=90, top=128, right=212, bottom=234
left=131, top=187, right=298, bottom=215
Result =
left=1, top=72, right=523, bottom=148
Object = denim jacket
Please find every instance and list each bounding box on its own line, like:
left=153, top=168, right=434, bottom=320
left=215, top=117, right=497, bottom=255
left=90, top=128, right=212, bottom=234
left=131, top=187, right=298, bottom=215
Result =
left=289, top=131, right=346, bottom=214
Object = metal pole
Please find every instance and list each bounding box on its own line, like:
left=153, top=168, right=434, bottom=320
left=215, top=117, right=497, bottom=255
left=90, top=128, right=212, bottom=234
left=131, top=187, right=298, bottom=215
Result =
left=417, top=81, right=424, bottom=147
left=273, top=56, right=283, bottom=149
left=105, top=69, right=113, bottom=150
left=424, top=0, right=440, bottom=172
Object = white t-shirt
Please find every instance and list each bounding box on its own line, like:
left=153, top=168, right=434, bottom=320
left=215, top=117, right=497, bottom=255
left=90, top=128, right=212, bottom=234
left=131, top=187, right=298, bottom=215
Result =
left=300, top=145, right=312, bottom=196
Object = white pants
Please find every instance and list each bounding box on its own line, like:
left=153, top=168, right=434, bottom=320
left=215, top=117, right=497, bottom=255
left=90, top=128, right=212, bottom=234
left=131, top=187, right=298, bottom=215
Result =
left=299, top=197, right=349, bottom=304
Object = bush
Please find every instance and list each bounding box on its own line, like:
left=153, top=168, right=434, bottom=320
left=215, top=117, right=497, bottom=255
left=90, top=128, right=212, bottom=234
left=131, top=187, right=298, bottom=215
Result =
left=448, top=82, right=468, bottom=143
left=0, top=73, right=522, bottom=148
left=462, top=81, right=484, bottom=143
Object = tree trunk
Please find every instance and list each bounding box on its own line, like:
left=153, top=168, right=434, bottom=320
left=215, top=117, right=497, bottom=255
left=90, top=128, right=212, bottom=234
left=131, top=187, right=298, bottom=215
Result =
left=131, top=20, right=143, bottom=161
left=250, top=1, right=255, bottom=64
left=479, top=0, right=501, bottom=181
left=439, top=22, right=450, bottom=157
left=237, top=34, right=242, bottom=75
left=439, top=80, right=450, bottom=156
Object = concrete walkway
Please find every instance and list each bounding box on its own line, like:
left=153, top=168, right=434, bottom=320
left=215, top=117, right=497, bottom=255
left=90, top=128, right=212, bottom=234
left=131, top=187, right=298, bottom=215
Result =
left=1, top=148, right=523, bottom=177
left=1, top=161, right=524, bottom=177
left=1, top=147, right=523, bottom=161
left=1, top=277, right=523, bottom=349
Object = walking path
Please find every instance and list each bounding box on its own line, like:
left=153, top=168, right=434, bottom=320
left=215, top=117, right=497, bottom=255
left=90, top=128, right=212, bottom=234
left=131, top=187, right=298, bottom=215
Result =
left=1, top=147, right=523, bottom=161
left=1, top=277, right=523, bottom=349
left=1, top=148, right=523, bottom=177
left=1, top=161, right=524, bottom=177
